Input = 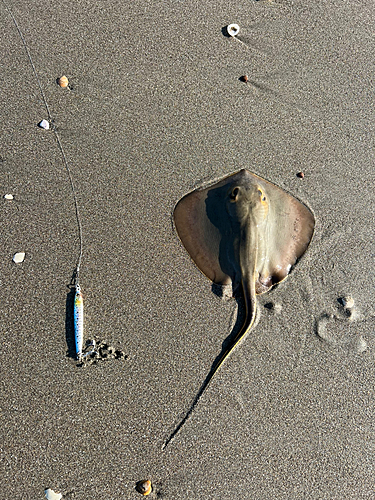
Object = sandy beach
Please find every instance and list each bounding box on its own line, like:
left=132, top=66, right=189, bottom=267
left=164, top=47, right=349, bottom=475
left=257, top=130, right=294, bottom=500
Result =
left=1, top=0, right=375, bottom=498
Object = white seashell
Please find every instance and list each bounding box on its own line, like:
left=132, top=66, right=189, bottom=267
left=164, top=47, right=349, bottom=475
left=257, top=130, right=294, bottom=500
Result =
left=273, top=303, right=282, bottom=314
left=227, top=24, right=240, bottom=37
left=4, top=194, right=14, bottom=200
left=356, top=336, right=367, bottom=353
left=13, top=252, right=25, bottom=263
left=342, top=296, right=355, bottom=309
left=45, top=489, right=62, bottom=500
left=38, top=119, right=50, bottom=130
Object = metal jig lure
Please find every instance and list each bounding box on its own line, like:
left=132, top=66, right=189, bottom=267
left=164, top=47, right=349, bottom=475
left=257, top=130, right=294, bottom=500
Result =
left=2, top=0, right=86, bottom=361
left=74, top=285, right=84, bottom=360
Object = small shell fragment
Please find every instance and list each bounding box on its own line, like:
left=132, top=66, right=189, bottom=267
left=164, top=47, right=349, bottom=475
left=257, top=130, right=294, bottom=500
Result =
left=355, top=336, right=367, bottom=353
left=45, top=489, right=62, bottom=500
left=38, top=119, right=50, bottom=130
left=13, top=252, right=25, bottom=263
left=4, top=194, right=14, bottom=200
left=136, top=480, right=152, bottom=496
left=342, top=296, right=355, bottom=309
left=227, top=24, right=240, bottom=37
left=241, top=75, right=248, bottom=83
left=57, top=75, right=69, bottom=88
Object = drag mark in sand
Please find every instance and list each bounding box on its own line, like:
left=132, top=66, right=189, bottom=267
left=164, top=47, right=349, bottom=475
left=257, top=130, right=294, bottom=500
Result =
left=224, top=23, right=269, bottom=56
left=227, top=22, right=355, bottom=140
left=163, top=169, right=315, bottom=448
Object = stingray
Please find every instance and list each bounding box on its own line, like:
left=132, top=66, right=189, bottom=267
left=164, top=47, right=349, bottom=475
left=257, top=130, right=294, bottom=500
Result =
left=163, top=169, right=314, bottom=448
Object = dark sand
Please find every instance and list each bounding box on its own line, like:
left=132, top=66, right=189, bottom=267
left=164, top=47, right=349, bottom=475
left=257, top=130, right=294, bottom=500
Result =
left=1, top=0, right=375, bottom=498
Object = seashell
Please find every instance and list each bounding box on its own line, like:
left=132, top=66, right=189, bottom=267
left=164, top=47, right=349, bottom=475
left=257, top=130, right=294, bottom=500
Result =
left=4, top=194, right=14, bottom=200
left=342, top=296, right=355, bottom=309
left=57, top=75, right=69, bottom=88
left=227, top=24, right=240, bottom=37
left=241, top=75, right=248, bottom=83
left=355, top=336, right=367, bottom=353
left=136, top=480, right=152, bottom=496
left=44, top=489, right=62, bottom=500
left=296, top=172, right=305, bottom=178
left=13, top=252, right=25, bottom=263
left=38, top=119, right=50, bottom=130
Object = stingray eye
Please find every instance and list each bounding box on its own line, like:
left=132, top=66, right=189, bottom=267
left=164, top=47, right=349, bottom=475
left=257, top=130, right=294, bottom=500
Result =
left=258, top=189, right=266, bottom=203
left=230, top=187, right=239, bottom=200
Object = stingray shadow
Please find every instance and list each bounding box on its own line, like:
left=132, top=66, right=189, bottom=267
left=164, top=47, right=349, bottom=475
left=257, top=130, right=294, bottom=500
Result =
left=205, top=183, right=238, bottom=282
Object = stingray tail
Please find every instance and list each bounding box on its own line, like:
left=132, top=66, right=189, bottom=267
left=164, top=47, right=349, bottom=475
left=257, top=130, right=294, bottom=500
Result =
left=162, top=276, right=257, bottom=450
left=235, top=275, right=257, bottom=344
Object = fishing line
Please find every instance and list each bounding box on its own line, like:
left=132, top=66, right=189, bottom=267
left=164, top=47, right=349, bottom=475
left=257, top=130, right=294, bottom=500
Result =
left=3, top=0, right=85, bottom=359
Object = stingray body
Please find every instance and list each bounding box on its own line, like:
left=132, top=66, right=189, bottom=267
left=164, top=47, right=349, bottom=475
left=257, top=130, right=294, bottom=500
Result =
left=164, top=169, right=314, bottom=448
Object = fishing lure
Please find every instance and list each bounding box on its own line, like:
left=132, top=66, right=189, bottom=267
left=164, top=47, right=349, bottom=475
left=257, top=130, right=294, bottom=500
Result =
left=3, top=0, right=88, bottom=362
left=74, top=284, right=84, bottom=360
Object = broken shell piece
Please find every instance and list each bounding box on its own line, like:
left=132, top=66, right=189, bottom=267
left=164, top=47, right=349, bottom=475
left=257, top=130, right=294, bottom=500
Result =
left=38, top=119, right=50, bottom=130
left=57, top=75, right=69, bottom=88
left=342, top=296, right=355, bottom=309
left=227, top=24, right=240, bottom=37
left=45, top=489, right=62, bottom=500
left=136, top=480, right=152, bottom=496
left=13, top=252, right=25, bottom=263
left=273, top=303, right=282, bottom=314
left=4, top=194, right=14, bottom=200
left=355, top=336, right=367, bottom=353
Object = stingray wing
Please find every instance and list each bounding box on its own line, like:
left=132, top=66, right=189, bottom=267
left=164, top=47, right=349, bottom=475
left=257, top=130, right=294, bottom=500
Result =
left=174, top=188, right=232, bottom=285
left=256, top=175, right=315, bottom=287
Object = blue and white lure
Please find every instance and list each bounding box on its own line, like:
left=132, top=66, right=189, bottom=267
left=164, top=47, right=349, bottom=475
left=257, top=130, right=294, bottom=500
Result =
left=74, top=284, right=84, bottom=360
left=2, top=0, right=91, bottom=362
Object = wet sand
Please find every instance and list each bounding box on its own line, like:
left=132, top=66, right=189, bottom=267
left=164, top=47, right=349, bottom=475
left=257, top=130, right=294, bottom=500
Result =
left=1, top=0, right=375, bottom=498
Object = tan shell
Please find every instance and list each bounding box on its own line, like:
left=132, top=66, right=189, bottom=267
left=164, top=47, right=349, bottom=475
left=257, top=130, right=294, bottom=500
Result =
left=136, top=480, right=152, bottom=496
left=57, top=75, right=69, bottom=88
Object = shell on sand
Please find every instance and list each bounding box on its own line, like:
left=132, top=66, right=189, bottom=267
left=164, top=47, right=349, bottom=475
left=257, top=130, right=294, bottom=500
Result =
left=342, top=296, right=355, bottom=309
left=57, top=75, right=69, bottom=88
left=13, top=252, right=25, bottom=263
left=45, top=489, right=62, bottom=500
left=136, top=480, right=152, bottom=496
left=4, top=194, right=14, bottom=200
left=38, top=119, right=50, bottom=130
left=227, top=23, right=240, bottom=37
